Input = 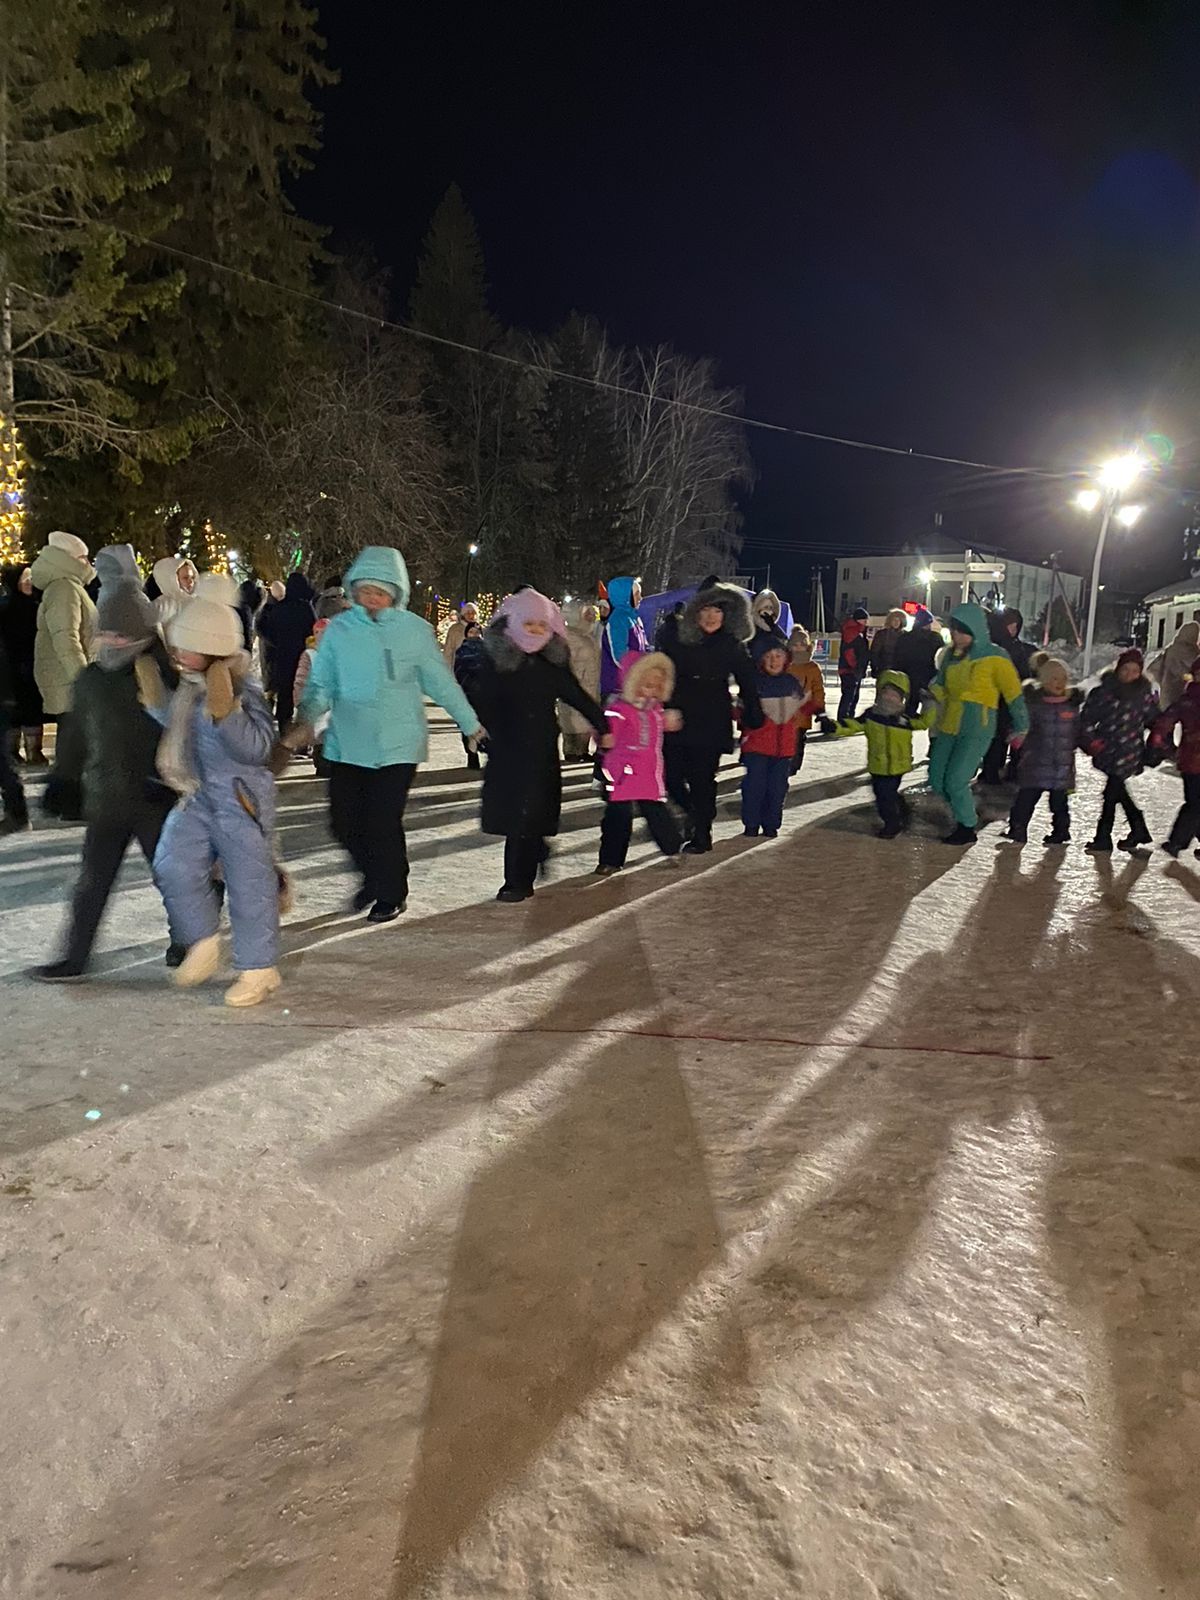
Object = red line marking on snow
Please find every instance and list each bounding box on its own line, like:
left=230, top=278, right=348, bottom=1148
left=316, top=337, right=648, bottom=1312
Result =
left=248, top=1015, right=1053, bottom=1062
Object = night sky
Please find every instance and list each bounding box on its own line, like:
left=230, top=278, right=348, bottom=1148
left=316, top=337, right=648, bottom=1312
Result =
left=297, top=0, right=1200, bottom=605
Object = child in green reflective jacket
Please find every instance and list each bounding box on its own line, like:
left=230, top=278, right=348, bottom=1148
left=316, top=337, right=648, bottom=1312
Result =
left=837, top=668, right=936, bottom=838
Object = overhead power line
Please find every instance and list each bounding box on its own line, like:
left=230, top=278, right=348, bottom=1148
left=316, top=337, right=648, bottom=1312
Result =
left=123, top=231, right=1078, bottom=484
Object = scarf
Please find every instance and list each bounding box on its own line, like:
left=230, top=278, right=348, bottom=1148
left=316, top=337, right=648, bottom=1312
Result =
left=96, top=638, right=152, bottom=674
left=156, top=671, right=207, bottom=798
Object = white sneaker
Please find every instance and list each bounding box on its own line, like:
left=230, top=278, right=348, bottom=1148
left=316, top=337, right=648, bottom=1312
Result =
left=224, top=968, right=282, bottom=1008
left=172, top=934, right=221, bottom=988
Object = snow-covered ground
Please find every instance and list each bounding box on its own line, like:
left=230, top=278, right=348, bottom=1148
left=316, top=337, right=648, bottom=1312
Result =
left=3, top=714, right=1199, bottom=1600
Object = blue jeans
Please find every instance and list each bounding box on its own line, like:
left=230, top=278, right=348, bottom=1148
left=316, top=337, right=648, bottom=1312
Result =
left=742, top=754, right=790, bottom=835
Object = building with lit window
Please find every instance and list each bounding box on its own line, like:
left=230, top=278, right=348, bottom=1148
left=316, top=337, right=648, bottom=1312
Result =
left=830, top=545, right=1082, bottom=625
left=1144, top=578, right=1200, bottom=653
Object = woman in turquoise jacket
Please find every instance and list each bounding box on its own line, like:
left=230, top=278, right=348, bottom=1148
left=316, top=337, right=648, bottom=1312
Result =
left=295, top=546, right=482, bottom=922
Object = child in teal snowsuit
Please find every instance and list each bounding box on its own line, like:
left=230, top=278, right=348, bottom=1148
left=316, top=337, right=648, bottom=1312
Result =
left=928, top=602, right=1029, bottom=845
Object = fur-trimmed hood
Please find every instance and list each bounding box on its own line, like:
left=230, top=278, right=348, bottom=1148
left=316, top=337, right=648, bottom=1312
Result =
left=1022, top=682, right=1084, bottom=707
left=751, top=588, right=782, bottom=629
left=619, top=649, right=674, bottom=703
left=484, top=614, right=570, bottom=673
left=679, top=582, right=754, bottom=645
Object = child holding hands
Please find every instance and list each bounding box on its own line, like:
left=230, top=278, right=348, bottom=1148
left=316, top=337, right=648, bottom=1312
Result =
left=595, top=651, right=683, bottom=874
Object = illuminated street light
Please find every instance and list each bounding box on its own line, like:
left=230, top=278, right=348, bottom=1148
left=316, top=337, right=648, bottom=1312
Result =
left=917, top=567, right=934, bottom=608
left=1073, top=451, right=1150, bottom=675
left=1097, top=452, right=1146, bottom=493
left=464, top=541, right=480, bottom=599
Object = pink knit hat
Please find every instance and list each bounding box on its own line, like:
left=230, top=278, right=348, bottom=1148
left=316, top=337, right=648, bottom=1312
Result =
left=494, top=588, right=567, bottom=653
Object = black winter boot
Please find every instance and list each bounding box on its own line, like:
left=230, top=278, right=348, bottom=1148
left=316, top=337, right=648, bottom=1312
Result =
left=1117, top=818, right=1152, bottom=851
left=941, top=824, right=978, bottom=846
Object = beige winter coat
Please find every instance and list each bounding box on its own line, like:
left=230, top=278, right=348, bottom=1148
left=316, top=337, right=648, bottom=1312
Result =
left=29, top=545, right=97, bottom=716
left=559, top=604, right=602, bottom=741
left=442, top=609, right=479, bottom=666
left=1149, top=620, right=1200, bottom=711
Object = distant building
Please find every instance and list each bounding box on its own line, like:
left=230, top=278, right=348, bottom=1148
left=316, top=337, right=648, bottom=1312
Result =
left=831, top=546, right=1082, bottom=627
left=1144, top=578, right=1200, bottom=653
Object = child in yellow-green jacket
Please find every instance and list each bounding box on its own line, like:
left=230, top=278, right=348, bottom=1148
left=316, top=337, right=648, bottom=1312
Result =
left=837, top=669, right=936, bottom=837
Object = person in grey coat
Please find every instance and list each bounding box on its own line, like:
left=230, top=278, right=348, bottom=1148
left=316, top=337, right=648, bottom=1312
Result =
left=1001, top=656, right=1084, bottom=845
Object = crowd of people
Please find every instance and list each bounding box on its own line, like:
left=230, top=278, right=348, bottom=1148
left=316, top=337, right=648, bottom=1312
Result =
left=1, top=537, right=1198, bottom=1009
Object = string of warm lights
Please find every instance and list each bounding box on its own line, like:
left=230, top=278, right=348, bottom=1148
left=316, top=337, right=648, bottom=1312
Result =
left=0, top=417, right=27, bottom=565
left=202, top=518, right=230, bottom=576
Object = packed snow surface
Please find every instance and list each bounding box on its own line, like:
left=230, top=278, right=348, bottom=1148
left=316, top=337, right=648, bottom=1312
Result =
left=2, top=712, right=1199, bottom=1599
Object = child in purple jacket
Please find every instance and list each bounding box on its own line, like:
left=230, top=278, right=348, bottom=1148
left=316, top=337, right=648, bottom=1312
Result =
left=594, top=651, right=683, bottom=874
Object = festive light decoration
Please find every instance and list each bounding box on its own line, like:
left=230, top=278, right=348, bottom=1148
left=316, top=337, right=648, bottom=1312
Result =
left=0, top=416, right=28, bottom=565
left=202, top=518, right=230, bottom=576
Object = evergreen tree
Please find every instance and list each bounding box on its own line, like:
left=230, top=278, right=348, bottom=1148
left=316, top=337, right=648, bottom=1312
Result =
left=131, top=0, right=332, bottom=408
left=409, top=185, right=548, bottom=596
left=0, top=0, right=180, bottom=465
left=28, top=0, right=335, bottom=553
left=539, top=314, right=631, bottom=593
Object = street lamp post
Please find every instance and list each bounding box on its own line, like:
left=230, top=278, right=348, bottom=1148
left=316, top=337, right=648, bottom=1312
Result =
left=1074, top=455, right=1146, bottom=678
left=463, top=541, right=479, bottom=602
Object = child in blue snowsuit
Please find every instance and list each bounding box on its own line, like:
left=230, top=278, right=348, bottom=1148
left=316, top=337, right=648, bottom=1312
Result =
left=142, top=576, right=282, bottom=1008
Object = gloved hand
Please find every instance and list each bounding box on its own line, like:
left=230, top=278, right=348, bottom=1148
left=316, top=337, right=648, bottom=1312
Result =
left=205, top=660, right=235, bottom=721
left=268, top=740, right=294, bottom=778
left=134, top=654, right=169, bottom=711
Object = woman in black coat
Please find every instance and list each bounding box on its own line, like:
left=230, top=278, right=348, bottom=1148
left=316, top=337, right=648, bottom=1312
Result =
left=471, top=590, right=606, bottom=901
left=662, top=581, right=763, bottom=853
left=0, top=563, right=44, bottom=761
left=255, top=571, right=315, bottom=733
left=894, top=605, right=943, bottom=715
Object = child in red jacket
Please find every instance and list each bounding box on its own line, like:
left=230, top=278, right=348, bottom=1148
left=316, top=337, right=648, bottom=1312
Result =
left=741, top=637, right=808, bottom=837
left=1149, top=656, right=1200, bottom=858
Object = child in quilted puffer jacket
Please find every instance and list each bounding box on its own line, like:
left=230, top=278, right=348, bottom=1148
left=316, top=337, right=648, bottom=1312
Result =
left=1001, top=656, right=1084, bottom=847
left=595, top=651, right=682, bottom=874
left=741, top=636, right=807, bottom=838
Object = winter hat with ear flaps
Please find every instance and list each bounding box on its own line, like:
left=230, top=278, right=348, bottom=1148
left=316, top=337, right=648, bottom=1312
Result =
left=168, top=576, right=242, bottom=658
left=47, top=530, right=89, bottom=560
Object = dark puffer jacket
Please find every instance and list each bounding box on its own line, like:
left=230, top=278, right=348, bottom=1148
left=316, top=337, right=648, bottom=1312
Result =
left=1016, top=685, right=1084, bottom=791
left=255, top=573, right=315, bottom=695
left=55, top=641, right=179, bottom=826
left=1080, top=667, right=1159, bottom=780
left=894, top=625, right=942, bottom=712
left=472, top=627, right=605, bottom=837
left=663, top=582, right=763, bottom=752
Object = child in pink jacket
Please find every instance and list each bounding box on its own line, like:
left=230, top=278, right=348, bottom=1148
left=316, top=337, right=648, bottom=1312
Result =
left=595, top=651, right=683, bottom=874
